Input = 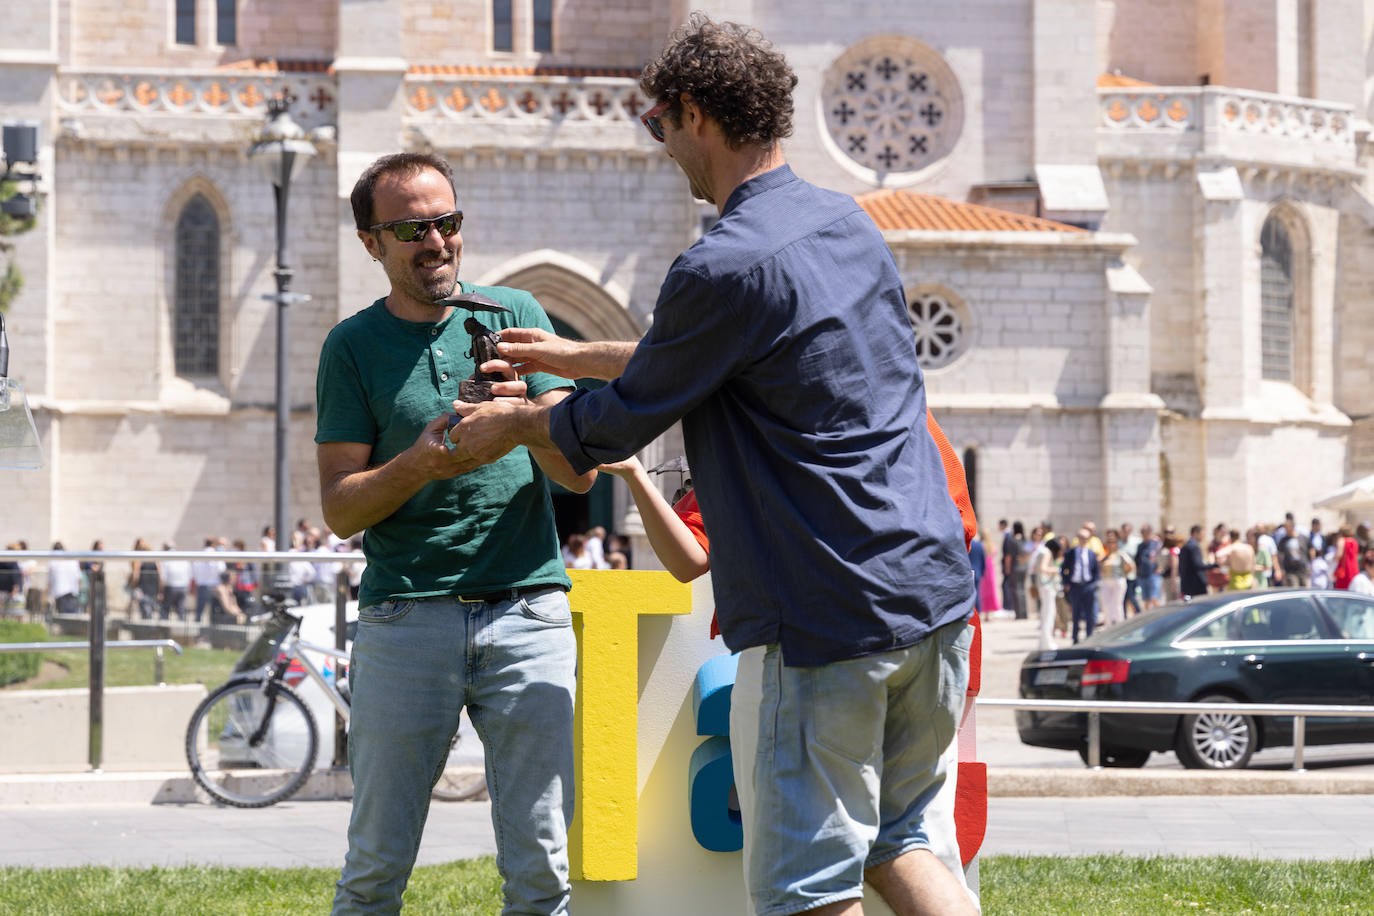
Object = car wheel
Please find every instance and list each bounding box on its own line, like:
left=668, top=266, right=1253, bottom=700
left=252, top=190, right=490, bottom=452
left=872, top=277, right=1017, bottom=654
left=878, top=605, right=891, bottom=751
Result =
left=1077, top=745, right=1151, bottom=768
left=1175, top=695, right=1256, bottom=770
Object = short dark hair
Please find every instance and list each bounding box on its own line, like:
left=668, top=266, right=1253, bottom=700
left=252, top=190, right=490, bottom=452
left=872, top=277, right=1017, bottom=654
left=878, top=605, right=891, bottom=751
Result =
left=350, top=152, right=457, bottom=231
left=1190, top=524, right=1203, bottom=536
left=640, top=13, right=797, bottom=150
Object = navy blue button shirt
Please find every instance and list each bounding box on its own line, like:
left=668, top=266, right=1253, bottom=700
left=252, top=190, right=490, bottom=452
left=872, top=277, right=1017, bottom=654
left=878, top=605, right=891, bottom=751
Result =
left=550, top=165, right=975, bottom=666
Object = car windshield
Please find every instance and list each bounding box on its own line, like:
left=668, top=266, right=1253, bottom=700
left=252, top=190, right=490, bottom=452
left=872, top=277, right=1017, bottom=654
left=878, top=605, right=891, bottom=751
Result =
left=1079, top=604, right=1195, bottom=648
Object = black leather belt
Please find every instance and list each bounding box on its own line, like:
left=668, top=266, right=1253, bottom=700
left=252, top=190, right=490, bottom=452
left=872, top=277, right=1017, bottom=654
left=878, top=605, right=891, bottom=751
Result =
left=455, top=584, right=555, bottom=605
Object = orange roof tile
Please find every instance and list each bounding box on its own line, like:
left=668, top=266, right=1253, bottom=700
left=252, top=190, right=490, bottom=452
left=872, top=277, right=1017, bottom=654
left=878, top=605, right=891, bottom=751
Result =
left=1097, top=72, right=1155, bottom=88
left=856, top=189, right=1085, bottom=233
left=408, top=64, right=641, bottom=79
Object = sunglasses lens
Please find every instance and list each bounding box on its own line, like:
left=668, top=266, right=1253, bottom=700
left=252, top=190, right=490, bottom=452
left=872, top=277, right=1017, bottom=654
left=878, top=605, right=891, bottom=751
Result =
left=647, top=116, right=664, bottom=141
left=385, top=212, right=462, bottom=242
left=390, top=221, right=423, bottom=242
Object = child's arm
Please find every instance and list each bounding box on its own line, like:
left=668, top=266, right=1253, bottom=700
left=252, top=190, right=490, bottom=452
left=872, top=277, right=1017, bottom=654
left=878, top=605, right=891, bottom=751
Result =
left=599, top=457, right=710, bottom=582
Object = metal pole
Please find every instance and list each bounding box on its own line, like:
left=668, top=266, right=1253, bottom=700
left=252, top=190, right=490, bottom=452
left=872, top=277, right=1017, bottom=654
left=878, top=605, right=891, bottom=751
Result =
left=334, top=567, right=348, bottom=768
left=88, top=592, right=105, bottom=772
left=1086, top=711, right=1102, bottom=769
left=154, top=645, right=165, bottom=686
left=272, top=162, right=292, bottom=566
left=1292, top=714, right=1306, bottom=772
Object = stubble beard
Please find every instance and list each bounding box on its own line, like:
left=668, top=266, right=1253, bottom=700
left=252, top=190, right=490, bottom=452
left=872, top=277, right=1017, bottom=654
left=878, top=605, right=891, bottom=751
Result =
left=378, top=235, right=459, bottom=308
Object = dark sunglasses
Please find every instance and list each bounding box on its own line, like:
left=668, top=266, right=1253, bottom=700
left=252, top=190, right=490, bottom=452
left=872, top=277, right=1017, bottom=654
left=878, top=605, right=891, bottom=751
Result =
left=369, top=210, right=463, bottom=243
left=639, top=100, right=672, bottom=143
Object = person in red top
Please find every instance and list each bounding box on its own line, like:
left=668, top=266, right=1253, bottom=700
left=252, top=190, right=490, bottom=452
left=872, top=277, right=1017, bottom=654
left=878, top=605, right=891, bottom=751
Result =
left=1334, top=525, right=1360, bottom=590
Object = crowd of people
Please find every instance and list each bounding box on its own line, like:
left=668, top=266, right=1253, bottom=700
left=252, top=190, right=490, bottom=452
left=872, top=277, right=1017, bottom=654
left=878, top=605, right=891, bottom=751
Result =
left=975, top=512, right=1374, bottom=650
left=558, top=526, right=633, bottom=570
left=0, top=520, right=366, bottom=626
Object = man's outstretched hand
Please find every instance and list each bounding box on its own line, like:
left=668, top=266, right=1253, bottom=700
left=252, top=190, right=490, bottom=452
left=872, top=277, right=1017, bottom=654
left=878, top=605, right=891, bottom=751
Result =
left=497, top=328, right=639, bottom=382
left=496, top=328, right=587, bottom=379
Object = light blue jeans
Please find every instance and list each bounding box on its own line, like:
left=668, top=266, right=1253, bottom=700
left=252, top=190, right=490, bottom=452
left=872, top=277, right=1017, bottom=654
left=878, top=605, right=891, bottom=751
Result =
left=332, top=589, right=577, bottom=915
left=730, top=619, right=974, bottom=916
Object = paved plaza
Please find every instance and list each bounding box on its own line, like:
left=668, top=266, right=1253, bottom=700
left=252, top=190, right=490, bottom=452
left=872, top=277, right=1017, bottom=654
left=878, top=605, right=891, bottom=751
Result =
left=2, top=794, right=1371, bottom=870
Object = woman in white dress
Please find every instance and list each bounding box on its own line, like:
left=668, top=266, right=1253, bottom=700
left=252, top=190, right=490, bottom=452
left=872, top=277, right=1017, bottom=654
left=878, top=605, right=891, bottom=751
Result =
left=1030, top=532, right=1062, bottom=651
left=1099, top=529, right=1136, bottom=628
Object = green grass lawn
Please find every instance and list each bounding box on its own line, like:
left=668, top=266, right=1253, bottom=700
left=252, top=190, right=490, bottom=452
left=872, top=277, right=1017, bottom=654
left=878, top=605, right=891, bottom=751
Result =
left=32, top=645, right=241, bottom=691
left=0, top=856, right=1369, bottom=915
left=1, top=619, right=242, bottom=691
left=982, top=855, right=1374, bottom=914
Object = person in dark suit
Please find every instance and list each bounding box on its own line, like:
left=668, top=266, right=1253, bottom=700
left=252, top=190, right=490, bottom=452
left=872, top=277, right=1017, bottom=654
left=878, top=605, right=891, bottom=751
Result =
left=1178, top=524, right=1210, bottom=599
left=1061, top=528, right=1101, bottom=643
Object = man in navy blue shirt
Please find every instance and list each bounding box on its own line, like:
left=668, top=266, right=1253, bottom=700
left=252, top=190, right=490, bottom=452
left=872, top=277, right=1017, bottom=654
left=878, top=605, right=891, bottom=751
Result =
left=452, top=14, right=977, bottom=916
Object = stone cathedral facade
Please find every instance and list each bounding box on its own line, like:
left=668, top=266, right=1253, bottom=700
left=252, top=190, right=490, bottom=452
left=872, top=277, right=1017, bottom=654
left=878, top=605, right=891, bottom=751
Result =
left=3, top=0, right=1373, bottom=553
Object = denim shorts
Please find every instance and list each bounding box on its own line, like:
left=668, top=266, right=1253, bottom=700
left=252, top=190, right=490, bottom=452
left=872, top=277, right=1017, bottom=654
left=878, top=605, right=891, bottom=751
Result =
left=1140, top=573, right=1163, bottom=601
left=729, top=618, right=973, bottom=916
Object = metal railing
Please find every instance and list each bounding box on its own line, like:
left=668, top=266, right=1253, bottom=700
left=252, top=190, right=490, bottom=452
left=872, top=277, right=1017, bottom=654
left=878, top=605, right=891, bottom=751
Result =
left=0, top=639, right=183, bottom=684
left=0, top=548, right=359, bottom=771
left=977, top=697, right=1374, bottom=771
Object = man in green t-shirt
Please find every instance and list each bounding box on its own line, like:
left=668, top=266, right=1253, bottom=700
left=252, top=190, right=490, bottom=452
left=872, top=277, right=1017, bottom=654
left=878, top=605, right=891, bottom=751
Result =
left=316, top=152, right=595, bottom=916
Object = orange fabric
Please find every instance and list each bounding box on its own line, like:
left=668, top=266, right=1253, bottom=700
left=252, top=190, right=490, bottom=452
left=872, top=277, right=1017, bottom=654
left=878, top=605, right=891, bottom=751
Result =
left=927, top=413, right=978, bottom=550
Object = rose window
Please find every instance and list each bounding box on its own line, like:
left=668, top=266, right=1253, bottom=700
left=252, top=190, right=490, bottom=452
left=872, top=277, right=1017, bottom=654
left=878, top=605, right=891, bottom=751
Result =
left=821, top=37, right=963, bottom=181
left=907, top=289, right=969, bottom=370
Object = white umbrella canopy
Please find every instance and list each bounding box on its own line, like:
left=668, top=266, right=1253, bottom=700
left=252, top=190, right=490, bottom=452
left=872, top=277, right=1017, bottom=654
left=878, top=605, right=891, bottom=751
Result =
left=1313, top=473, right=1374, bottom=511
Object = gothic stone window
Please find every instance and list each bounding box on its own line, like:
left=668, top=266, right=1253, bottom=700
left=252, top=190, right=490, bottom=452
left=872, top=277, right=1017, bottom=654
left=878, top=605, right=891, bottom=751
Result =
left=175, top=0, right=195, bottom=45
left=532, top=0, right=553, bottom=52
left=907, top=285, right=971, bottom=371
left=1260, top=215, right=1294, bottom=382
left=492, top=0, right=514, bottom=52
left=174, top=194, right=221, bottom=377
left=821, top=36, right=964, bottom=183
left=217, top=0, right=237, bottom=46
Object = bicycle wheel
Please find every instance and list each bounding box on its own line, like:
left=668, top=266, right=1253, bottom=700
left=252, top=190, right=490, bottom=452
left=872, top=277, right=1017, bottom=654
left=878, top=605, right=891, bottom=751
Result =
left=186, top=677, right=319, bottom=808
left=430, top=723, right=487, bottom=802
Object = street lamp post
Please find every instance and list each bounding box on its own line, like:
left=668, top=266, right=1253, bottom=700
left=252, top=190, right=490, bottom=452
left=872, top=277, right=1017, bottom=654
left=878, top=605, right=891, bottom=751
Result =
left=248, top=97, right=315, bottom=578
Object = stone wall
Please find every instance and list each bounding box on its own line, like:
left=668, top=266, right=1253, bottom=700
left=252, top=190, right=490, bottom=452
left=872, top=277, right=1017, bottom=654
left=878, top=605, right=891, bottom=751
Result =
left=892, top=243, right=1112, bottom=405
left=771, top=0, right=1036, bottom=199
left=1096, top=0, right=1197, bottom=85
left=1102, top=164, right=1197, bottom=383
left=888, top=235, right=1160, bottom=529
left=66, top=0, right=337, bottom=68
left=402, top=0, right=672, bottom=68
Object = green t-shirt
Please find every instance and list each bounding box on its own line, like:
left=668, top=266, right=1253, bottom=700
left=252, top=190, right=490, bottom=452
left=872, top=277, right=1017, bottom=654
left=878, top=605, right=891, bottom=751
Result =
left=314, top=282, right=573, bottom=608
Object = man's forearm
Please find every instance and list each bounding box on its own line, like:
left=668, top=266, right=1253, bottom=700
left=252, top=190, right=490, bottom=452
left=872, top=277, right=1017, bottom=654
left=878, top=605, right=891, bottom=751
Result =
left=514, top=402, right=556, bottom=450
left=568, top=340, right=638, bottom=380
left=320, top=449, right=431, bottom=539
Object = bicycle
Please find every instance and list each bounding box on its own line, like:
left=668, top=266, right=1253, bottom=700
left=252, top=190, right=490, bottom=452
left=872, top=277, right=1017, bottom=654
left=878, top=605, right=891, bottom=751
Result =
left=185, top=602, right=486, bottom=808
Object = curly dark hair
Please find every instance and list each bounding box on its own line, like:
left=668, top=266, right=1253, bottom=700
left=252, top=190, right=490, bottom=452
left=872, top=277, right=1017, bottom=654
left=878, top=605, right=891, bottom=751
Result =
left=640, top=13, right=797, bottom=149
left=349, top=152, right=457, bottom=230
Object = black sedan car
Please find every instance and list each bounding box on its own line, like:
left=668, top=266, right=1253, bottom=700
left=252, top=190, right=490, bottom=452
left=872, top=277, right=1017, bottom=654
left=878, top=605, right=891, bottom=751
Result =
left=1017, top=589, right=1374, bottom=769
